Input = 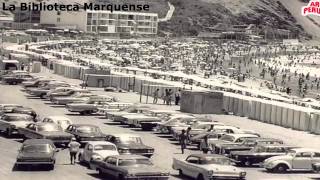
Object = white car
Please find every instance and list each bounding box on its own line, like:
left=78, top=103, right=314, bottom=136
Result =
left=263, top=148, right=320, bottom=173
left=42, top=116, right=72, bottom=130
left=79, top=141, right=119, bottom=166
left=173, top=154, right=246, bottom=180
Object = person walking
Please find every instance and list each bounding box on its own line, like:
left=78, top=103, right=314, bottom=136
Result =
left=200, top=135, right=211, bottom=154
left=153, top=89, right=160, bottom=104
left=175, top=89, right=181, bottom=105
left=168, top=89, right=173, bottom=106
left=68, top=137, right=81, bottom=165
left=186, top=127, right=192, bottom=145
left=179, top=129, right=187, bottom=154
left=163, top=89, right=168, bottom=105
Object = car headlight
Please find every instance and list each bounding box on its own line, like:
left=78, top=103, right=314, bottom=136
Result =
left=208, top=170, right=214, bottom=176
left=240, top=172, right=246, bottom=177
left=160, top=172, right=170, bottom=176
left=91, top=154, right=103, bottom=161
left=148, top=149, right=154, bottom=153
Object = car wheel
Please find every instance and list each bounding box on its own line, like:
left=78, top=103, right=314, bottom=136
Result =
left=178, top=169, right=183, bottom=176
left=78, top=154, right=84, bottom=164
left=244, top=160, right=252, bottom=167
left=40, top=94, right=45, bottom=99
left=48, top=164, right=54, bottom=171
left=98, top=169, right=104, bottom=177
left=118, top=174, right=125, bottom=180
left=274, top=164, right=288, bottom=173
left=197, top=174, right=204, bottom=180
left=79, top=111, right=85, bottom=115
left=6, top=128, right=12, bottom=137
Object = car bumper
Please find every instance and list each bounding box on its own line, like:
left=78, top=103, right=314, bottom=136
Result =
left=16, top=160, right=55, bottom=165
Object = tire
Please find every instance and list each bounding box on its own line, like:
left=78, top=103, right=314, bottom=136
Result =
left=118, top=174, right=125, bottom=180
left=48, top=164, right=54, bottom=171
left=6, top=128, right=12, bottom=137
left=78, top=154, right=85, bottom=164
left=273, top=164, right=288, bottom=173
left=98, top=169, right=104, bottom=177
left=178, top=169, right=183, bottom=176
left=79, top=111, right=85, bottom=115
left=40, top=94, right=45, bottom=99
left=197, top=174, right=204, bottom=180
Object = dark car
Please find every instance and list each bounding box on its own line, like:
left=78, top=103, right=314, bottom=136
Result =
left=12, top=107, right=37, bottom=120
left=22, top=79, right=51, bottom=89
left=15, top=139, right=59, bottom=170
left=219, top=138, right=284, bottom=155
left=18, top=123, right=74, bottom=146
left=106, top=134, right=154, bottom=158
left=91, top=155, right=169, bottom=180
left=230, top=144, right=296, bottom=167
left=65, top=124, right=106, bottom=144
left=0, top=113, right=34, bottom=137
left=2, top=74, right=34, bottom=85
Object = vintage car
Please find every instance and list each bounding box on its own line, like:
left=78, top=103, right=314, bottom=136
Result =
left=106, top=134, right=154, bottom=158
left=22, top=79, right=51, bottom=89
left=42, top=116, right=72, bottom=130
left=97, top=102, right=134, bottom=116
left=190, top=131, right=227, bottom=149
left=52, top=93, right=95, bottom=105
left=18, top=122, right=74, bottom=145
left=219, top=138, right=284, bottom=155
left=12, top=107, right=37, bottom=120
left=105, top=105, right=151, bottom=122
left=156, top=114, right=196, bottom=134
left=47, top=87, right=91, bottom=101
left=263, top=148, right=320, bottom=173
left=171, top=121, right=225, bottom=140
left=122, top=114, right=161, bottom=128
left=0, top=113, right=34, bottom=136
left=0, top=104, right=23, bottom=113
left=230, top=144, right=295, bottom=167
left=172, top=154, right=246, bottom=180
left=27, top=81, right=71, bottom=98
left=209, top=134, right=259, bottom=154
left=66, top=95, right=114, bottom=115
left=79, top=141, right=119, bottom=165
left=65, top=124, right=106, bottom=144
left=2, top=73, right=34, bottom=85
left=91, top=155, right=169, bottom=180
left=15, top=139, right=58, bottom=170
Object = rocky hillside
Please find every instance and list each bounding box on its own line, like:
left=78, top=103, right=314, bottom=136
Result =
left=160, top=0, right=306, bottom=37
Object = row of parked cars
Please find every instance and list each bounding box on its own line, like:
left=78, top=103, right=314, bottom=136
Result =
left=2, top=71, right=320, bottom=180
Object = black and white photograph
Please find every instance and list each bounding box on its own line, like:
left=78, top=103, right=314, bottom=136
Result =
left=1, top=0, right=320, bottom=180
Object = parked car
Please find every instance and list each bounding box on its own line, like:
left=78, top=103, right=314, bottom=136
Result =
left=263, top=148, right=320, bottom=173
left=190, top=131, right=226, bottom=149
left=219, top=138, right=284, bottom=155
left=79, top=141, right=119, bottom=165
left=12, top=107, right=37, bottom=120
left=172, top=154, right=246, bottom=180
left=2, top=73, right=34, bottom=85
left=52, top=93, right=95, bottom=105
left=28, top=81, right=71, bottom=98
left=42, top=116, right=72, bottom=131
left=156, top=114, right=196, bottom=134
left=91, top=155, right=169, bottom=180
left=15, top=139, right=58, bottom=170
left=66, top=95, right=114, bottom=115
left=105, top=105, right=151, bottom=122
left=0, top=113, right=34, bottom=136
left=209, top=134, right=259, bottom=154
left=230, top=144, right=295, bottom=167
left=122, top=114, right=161, bottom=128
left=18, top=122, right=74, bottom=145
left=22, top=79, right=51, bottom=89
left=106, top=134, right=154, bottom=158
left=65, top=124, right=106, bottom=144
left=47, top=87, right=90, bottom=101
left=0, top=104, right=23, bottom=113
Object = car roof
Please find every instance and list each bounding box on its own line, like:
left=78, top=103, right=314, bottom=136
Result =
left=110, top=133, right=140, bottom=138
left=86, top=141, right=116, bottom=146
left=3, top=113, right=32, bottom=117
left=188, top=154, right=228, bottom=159
left=109, top=154, right=148, bottom=160
left=23, top=139, right=54, bottom=145
left=223, top=133, right=258, bottom=138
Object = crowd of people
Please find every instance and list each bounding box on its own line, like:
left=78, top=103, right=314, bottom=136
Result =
left=152, top=88, right=181, bottom=106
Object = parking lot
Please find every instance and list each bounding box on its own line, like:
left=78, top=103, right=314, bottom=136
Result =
left=0, top=70, right=319, bottom=180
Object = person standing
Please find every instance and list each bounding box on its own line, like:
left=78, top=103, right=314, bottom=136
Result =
left=168, top=89, right=173, bottom=106
left=175, top=89, right=181, bottom=105
left=179, top=129, right=187, bottom=154
left=68, top=138, right=81, bottom=165
left=163, top=89, right=168, bottom=105
left=200, top=135, right=211, bottom=154
left=186, top=127, right=192, bottom=145
left=153, top=89, right=159, bottom=104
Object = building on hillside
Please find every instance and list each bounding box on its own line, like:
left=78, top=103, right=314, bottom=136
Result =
left=40, top=10, right=158, bottom=37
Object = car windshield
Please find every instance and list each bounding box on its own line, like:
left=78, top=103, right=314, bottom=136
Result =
left=38, top=124, right=61, bottom=132
left=22, top=144, right=51, bottom=153
left=118, top=159, right=152, bottom=166
left=4, top=115, right=33, bottom=121
left=94, top=145, right=116, bottom=151
left=116, top=136, right=142, bottom=144
left=77, top=126, right=100, bottom=133
left=200, top=157, right=231, bottom=165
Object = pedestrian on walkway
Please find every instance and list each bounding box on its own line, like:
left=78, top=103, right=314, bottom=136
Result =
left=68, top=138, right=81, bottom=165
left=179, top=129, right=187, bottom=154
left=153, top=89, right=159, bottom=104
left=175, top=89, right=181, bottom=105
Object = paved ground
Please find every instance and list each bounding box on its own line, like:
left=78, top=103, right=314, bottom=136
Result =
left=0, top=69, right=319, bottom=180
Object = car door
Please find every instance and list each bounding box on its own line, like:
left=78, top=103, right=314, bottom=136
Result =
left=292, top=152, right=313, bottom=170
left=184, top=156, right=200, bottom=178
